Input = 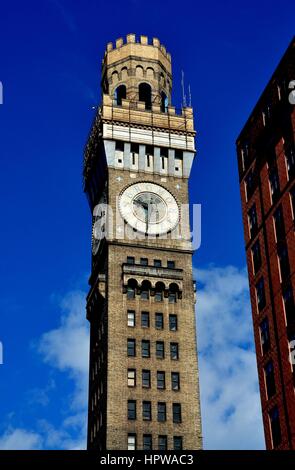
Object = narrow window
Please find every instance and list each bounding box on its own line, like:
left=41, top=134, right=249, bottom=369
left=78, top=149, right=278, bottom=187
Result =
left=127, top=310, right=135, bottom=327
left=157, top=403, right=166, bottom=422
left=171, top=372, right=180, bottom=391
left=155, top=312, right=164, bottom=330
left=173, top=403, right=182, bottom=423
left=128, top=434, right=136, bottom=450
left=260, top=318, right=270, bottom=355
left=169, top=314, right=178, bottom=331
left=127, top=369, right=136, bottom=387
left=278, top=243, right=290, bottom=282
left=142, top=369, right=151, bottom=388
left=143, top=401, right=152, bottom=421
left=269, top=407, right=281, bottom=448
left=256, top=278, right=266, bottom=312
left=154, top=259, right=162, bottom=267
left=251, top=240, right=262, bottom=274
left=141, top=311, right=150, bottom=328
left=156, top=341, right=164, bottom=359
left=248, top=204, right=258, bottom=238
left=264, top=361, right=276, bottom=399
left=170, top=342, right=179, bottom=360
left=157, top=371, right=165, bottom=389
left=158, top=435, right=167, bottom=450
left=128, top=400, right=136, bottom=420
left=173, top=436, right=183, bottom=450
left=127, top=256, right=135, bottom=265
left=142, top=340, right=150, bottom=358
left=167, top=260, right=175, bottom=269
left=143, top=434, right=152, bottom=450
left=127, top=339, right=136, bottom=357
left=140, top=258, right=148, bottom=266
left=273, top=206, right=285, bottom=241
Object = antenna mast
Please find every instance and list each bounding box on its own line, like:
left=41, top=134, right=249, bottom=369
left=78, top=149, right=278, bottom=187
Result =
left=181, top=70, right=187, bottom=108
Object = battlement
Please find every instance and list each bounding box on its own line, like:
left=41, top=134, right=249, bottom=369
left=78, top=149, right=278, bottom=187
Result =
left=103, top=34, right=172, bottom=72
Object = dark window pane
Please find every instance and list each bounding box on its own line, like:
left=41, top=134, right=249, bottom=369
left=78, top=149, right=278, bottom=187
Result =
left=158, top=435, right=167, bottom=450
left=269, top=406, right=281, bottom=448
left=142, top=340, right=150, bottom=358
left=155, top=313, right=164, bottom=329
left=171, top=372, right=180, bottom=391
left=157, top=402, right=166, bottom=422
left=170, top=343, right=179, bottom=360
left=142, top=370, right=151, bottom=388
left=127, top=256, right=135, bottom=265
left=252, top=240, right=262, bottom=274
left=278, top=243, right=290, bottom=282
left=169, top=315, right=178, bottom=331
left=154, top=259, right=162, bottom=267
left=156, top=341, right=164, bottom=359
left=265, top=361, right=276, bottom=399
left=269, top=167, right=280, bottom=202
left=157, top=371, right=165, bottom=389
left=173, top=436, right=183, bottom=450
left=273, top=206, right=285, bottom=241
left=128, top=400, right=136, bottom=420
left=143, top=401, right=151, bottom=421
left=167, top=261, right=175, bottom=269
left=173, top=403, right=182, bottom=423
left=143, top=434, right=152, bottom=450
left=127, top=339, right=136, bottom=357
left=283, top=284, right=294, bottom=322
left=260, top=318, right=270, bottom=354
left=256, top=278, right=266, bottom=311
left=248, top=204, right=258, bottom=238
left=141, top=311, right=150, bottom=328
left=155, top=291, right=163, bottom=302
left=140, top=258, right=148, bottom=266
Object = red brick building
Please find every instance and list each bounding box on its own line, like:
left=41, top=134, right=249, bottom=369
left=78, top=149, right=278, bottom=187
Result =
left=236, top=38, right=295, bottom=449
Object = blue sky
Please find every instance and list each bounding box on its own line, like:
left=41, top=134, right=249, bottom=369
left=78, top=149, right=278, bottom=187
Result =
left=0, top=0, right=294, bottom=449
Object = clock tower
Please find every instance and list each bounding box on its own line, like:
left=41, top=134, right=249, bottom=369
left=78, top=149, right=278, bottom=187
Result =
left=83, top=34, right=202, bottom=450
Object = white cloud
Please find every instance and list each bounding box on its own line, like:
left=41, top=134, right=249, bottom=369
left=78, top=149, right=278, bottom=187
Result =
left=195, top=265, right=265, bottom=449
left=0, top=290, right=89, bottom=450
left=0, top=428, right=42, bottom=450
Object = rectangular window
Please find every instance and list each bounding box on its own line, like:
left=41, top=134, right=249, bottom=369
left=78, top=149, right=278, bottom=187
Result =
left=142, top=369, right=151, bottom=388
left=278, top=243, right=290, bottom=282
left=127, top=256, right=135, bottom=265
left=269, top=167, right=280, bottom=202
left=285, top=143, right=295, bottom=178
left=169, top=314, right=178, bottom=331
left=143, top=434, right=152, bottom=450
left=128, top=434, right=136, bottom=450
left=127, top=286, right=135, bottom=300
left=128, top=369, right=136, bottom=387
left=158, top=435, right=167, bottom=450
left=252, top=239, right=262, bottom=274
left=155, top=290, right=163, bottom=302
left=283, top=284, right=294, bottom=321
left=248, top=204, right=258, bottom=238
left=154, top=259, right=162, bottom=267
left=128, top=400, right=136, bottom=420
left=141, top=289, right=149, bottom=300
left=140, top=258, right=148, bottom=266
left=157, top=371, right=165, bottom=389
left=167, top=260, right=175, bottom=269
left=143, top=401, right=152, bottom=421
left=256, top=278, right=266, bottom=312
left=245, top=169, right=255, bottom=200
left=127, top=310, right=135, bottom=327
left=157, top=402, right=166, bottom=422
left=155, top=312, right=164, bottom=330
left=260, top=318, right=270, bottom=355
left=269, top=406, right=281, bottom=448
left=156, top=341, right=164, bottom=359
left=273, top=206, right=285, bottom=241
left=141, top=311, right=150, bottom=328
left=170, top=342, right=179, bottom=360
left=171, top=372, right=180, bottom=391
left=142, top=340, right=150, bottom=358
left=127, top=339, right=136, bottom=357
left=173, top=403, right=182, bottom=423
left=173, top=436, right=183, bottom=450
left=168, top=292, right=177, bottom=303
left=264, top=361, right=276, bottom=399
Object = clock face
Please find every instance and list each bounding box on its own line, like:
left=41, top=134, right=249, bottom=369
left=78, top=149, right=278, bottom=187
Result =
left=119, top=182, right=179, bottom=235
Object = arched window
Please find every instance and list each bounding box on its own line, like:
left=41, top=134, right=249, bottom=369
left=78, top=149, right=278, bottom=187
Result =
left=161, top=91, right=168, bottom=112
left=141, top=280, right=151, bottom=300
left=114, top=84, right=126, bottom=106
left=155, top=281, right=165, bottom=302
left=168, top=283, right=179, bottom=303
left=139, top=83, right=152, bottom=110
left=127, top=279, right=137, bottom=299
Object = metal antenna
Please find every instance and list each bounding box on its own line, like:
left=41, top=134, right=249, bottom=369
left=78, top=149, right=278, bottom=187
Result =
left=188, top=84, right=192, bottom=107
left=181, top=70, right=186, bottom=108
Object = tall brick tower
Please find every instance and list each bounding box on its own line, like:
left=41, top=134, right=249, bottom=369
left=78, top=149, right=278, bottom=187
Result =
left=83, top=34, right=202, bottom=451
left=236, top=38, right=295, bottom=449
